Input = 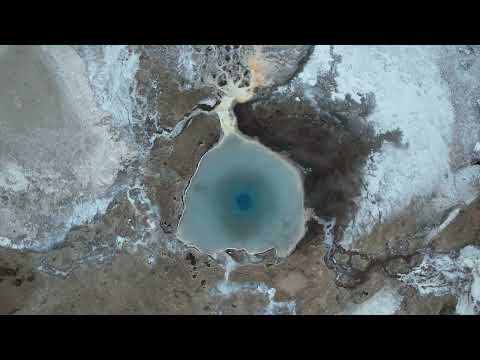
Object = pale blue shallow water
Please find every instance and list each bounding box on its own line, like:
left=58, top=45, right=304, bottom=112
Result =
left=177, top=133, right=305, bottom=256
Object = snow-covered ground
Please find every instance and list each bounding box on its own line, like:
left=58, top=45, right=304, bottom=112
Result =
left=401, top=245, right=480, bottom=315
left=344, top=285, right=403, bottom=315
left=0, top=45, right=140, bottom=251
left=77, top=45, right=141, bottom=128
left=298, top=45, right=480, bottom=250
left=211, top=255, right=296, bottom=315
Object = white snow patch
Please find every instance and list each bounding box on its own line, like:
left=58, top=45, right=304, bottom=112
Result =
left=433, top=163, right=480, bottom=211
left=37, top=262, right=72, bottom=278
left=67, top=196, right=112, bottom=229
left=0, top=236, right=38, bottom=250
left=116, top=236, right=127, bottom=250
left=426, top=207, right=461, bottom=242
left=400, top=245, right=480, bottom=315
left=260, top=284, right=297, bottom=315
left=198, top=97, right=218, bottom=108
left=0, top=161, right=30, bottom=192
left=345, top=286, right=403, bottom=315
left=114, top=179, right=167, bottom=264
left=213, top=280, right=296, bottom=315
left=298, top=45, right=332, bottom=87
left=298, top=45, right=480, bottom=249
left=125, top=180, right=158, bottom=233
left=156, top=117, right=190, bottom=140
left=474, top=142, right=480, bottom=154
left=177, top=46, right=195, bottom=87
left=146, top=254, right=156, bottom=266
left=0, top=46, right=130, bottom=251
left=212, top=254, right=296, bottom=314
left=79, top=45, right=140, bottom=127
left=215, top=253, right=239, bottom=295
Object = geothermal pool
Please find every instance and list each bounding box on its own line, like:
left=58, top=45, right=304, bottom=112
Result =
left=177, top=132, right=306, bottom=257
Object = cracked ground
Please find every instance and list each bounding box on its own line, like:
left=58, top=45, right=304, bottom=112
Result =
left=1, top=45, right=480, bottom=315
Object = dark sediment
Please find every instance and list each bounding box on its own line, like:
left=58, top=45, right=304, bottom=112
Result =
left=234, top=91, right=404, bottom=246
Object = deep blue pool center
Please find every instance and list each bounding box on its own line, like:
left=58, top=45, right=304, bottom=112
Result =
left=235, top=192, right=253, bottom=211
left=177, top=133, right=305, bottom=256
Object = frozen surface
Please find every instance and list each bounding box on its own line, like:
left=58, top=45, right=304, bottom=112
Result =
left=400, top=245, right=480, bottom=315
left=298, top=45, right=480, bottom=249
left=212, top=255, right=296, bottom=315
left=177, top=133, right=305, bottom=257
left=2, top=45, right=480, bottom=315
left=0, top=45, right=133, bottom=250
left=76, top=45, right=141, bottom=128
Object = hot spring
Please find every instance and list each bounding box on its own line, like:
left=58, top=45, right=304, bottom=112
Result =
left=177, top=132, right=306, bottom=257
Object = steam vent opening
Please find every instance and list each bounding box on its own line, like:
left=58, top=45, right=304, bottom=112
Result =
left=177, top=133, right=306, bottom=257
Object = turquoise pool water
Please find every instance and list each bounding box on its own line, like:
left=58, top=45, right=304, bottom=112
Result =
left=177, top=133, right=305, bottom=257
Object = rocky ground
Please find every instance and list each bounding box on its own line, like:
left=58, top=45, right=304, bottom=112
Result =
left=0, top=45, right=479, bottom=314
